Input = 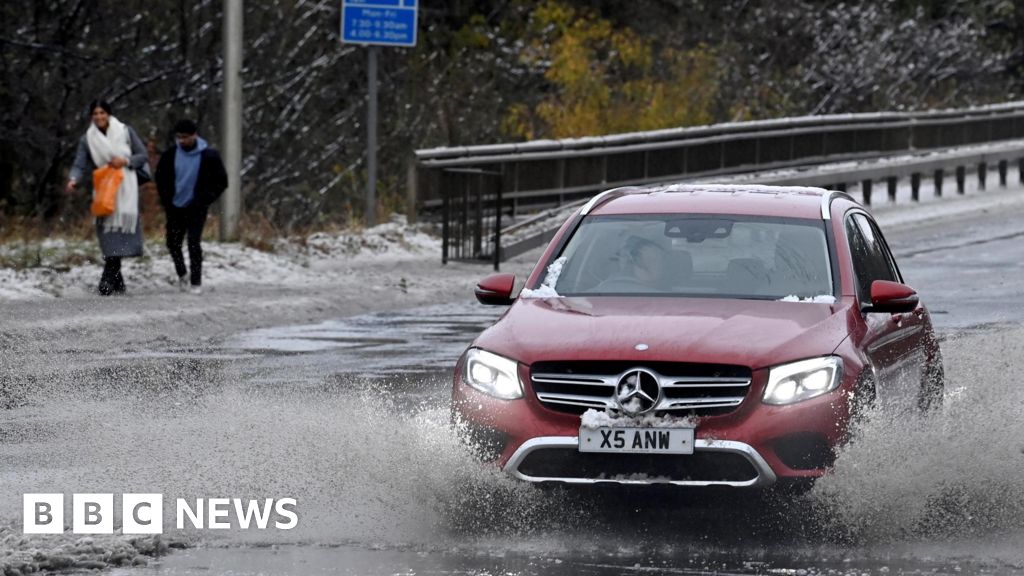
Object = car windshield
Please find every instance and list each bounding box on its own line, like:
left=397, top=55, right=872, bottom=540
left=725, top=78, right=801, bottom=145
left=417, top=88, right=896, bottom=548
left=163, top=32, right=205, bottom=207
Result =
left=550, top=214, right=833, bottom=299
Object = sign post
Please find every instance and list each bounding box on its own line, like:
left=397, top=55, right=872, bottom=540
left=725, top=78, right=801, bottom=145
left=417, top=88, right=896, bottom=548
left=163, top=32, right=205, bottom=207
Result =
left=366, top=45, right=378, bottom=227
left=341, top=0, right=418, bottom=226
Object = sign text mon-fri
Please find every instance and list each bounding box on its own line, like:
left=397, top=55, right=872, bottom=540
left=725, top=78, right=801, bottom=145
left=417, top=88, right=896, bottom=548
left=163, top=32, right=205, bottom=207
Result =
left=341, top=0, right=418, bottom=47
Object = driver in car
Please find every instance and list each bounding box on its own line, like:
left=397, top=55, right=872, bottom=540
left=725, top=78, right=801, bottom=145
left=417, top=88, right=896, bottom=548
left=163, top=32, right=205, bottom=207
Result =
left=595, top=235, right=671, bottom=292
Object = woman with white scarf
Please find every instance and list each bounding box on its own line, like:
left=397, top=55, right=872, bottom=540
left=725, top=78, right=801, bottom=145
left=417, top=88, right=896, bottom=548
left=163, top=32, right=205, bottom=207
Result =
left=66, top=100, right=149, bottom=295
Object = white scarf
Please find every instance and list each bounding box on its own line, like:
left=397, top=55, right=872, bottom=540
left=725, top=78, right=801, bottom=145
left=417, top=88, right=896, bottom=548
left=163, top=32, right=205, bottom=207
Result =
left=86, top=116, right=139, bottom=233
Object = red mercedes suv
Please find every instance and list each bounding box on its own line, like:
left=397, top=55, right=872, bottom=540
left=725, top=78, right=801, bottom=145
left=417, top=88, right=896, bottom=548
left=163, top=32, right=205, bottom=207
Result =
left=452, top=184, right=943, bottom=490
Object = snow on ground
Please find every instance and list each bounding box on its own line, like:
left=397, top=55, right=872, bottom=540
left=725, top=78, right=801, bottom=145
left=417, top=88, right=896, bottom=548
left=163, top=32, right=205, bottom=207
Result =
left=0, top=215, right=441, bottom=300
left=0, top=527, right=177, bottom=573
left=299, top=215, right=441, bottom=260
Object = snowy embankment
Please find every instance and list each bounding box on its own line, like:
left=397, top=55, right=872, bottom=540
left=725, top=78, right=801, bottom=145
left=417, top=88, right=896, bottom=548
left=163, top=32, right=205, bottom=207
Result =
left=0, top=216, right=440, bottom=300
left=0, top=527, right=178, bottom=573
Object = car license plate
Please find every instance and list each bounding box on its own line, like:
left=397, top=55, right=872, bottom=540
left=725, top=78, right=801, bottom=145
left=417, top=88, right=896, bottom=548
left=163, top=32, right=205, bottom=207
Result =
left=578, top=427, right=695, bottom=454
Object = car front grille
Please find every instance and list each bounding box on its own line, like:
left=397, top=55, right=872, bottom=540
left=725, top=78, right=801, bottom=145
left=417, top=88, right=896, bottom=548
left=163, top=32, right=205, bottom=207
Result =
left=530, top=361, right=752, bottom=417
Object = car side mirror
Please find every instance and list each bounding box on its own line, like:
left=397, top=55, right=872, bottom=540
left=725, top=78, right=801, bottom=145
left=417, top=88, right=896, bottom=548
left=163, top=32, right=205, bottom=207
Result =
left=475, top=273, right=516, bottom=306
left=866, top=280, right=919, bottom=314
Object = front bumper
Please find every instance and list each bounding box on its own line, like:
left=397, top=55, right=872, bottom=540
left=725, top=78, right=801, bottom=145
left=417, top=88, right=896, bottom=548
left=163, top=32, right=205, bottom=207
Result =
left=452, top=361, right=853, bottom=487
left=504, top=436, right=777, bottom=487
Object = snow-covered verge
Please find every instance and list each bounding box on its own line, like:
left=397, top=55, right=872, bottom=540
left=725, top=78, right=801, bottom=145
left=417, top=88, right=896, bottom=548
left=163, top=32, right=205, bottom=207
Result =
left=0, top=216, right=441, bottom=300
left=0, top=528, right=181, bottom=573
left=297, top=216, right=441, bottom=260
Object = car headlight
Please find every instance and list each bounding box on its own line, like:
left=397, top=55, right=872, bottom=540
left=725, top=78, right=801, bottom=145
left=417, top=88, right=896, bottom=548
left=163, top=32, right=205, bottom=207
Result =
left=763, top=357, right=843, bottom=405
left=463, top=348, right=523, bottom=400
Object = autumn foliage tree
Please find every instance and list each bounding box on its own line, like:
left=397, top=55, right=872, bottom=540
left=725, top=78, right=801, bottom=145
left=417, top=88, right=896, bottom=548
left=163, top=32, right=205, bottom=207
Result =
left=503, top=2, right=718, bottom=139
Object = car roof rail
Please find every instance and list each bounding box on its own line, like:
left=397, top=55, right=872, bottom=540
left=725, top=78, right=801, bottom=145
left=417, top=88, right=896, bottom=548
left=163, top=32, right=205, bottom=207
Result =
left=821, top=190, right=857, bottom=220
left=583, top=184, right=856, bottom=219
left=580, top=186, right=643, bottom=215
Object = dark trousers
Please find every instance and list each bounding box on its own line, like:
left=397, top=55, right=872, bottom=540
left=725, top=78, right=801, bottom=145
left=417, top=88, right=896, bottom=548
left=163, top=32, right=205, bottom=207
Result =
left=98, top=257, right=125, bottom=295
left=166, top=204, right=209, bottom=286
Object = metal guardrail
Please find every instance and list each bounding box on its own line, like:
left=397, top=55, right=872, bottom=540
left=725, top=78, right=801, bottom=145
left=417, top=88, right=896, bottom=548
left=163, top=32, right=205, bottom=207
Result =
left=415, top=102, right=1024, bottom=266
left=492, top=142, right=1024, bottom=263
left=752, top=142, right=1024, bottom=201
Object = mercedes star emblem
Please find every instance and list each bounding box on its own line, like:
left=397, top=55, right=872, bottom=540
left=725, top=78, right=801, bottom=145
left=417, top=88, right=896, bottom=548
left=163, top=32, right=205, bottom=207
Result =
left=615, top=368, right=661, bottom=415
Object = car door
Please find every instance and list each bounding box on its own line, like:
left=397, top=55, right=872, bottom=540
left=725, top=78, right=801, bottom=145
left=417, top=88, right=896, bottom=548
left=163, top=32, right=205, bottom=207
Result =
left=845, top=212, right=927, bottom=407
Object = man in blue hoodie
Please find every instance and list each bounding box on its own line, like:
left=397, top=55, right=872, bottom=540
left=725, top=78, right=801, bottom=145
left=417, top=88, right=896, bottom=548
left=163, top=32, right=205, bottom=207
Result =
left=155, top=119, right=228, bottom=294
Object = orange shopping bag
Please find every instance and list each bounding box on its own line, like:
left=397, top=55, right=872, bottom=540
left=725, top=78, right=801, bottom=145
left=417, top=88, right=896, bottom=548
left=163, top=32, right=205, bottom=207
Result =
left=91, top=165, right=123, bottom=217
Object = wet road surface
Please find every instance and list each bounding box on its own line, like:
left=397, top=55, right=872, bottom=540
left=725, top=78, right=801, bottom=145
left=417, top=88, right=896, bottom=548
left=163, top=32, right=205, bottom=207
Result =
left=4, top=197, right=1024, bottom=575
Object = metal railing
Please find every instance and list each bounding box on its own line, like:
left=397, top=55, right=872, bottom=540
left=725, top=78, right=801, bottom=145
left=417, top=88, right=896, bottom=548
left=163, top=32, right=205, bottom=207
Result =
left=751, top=142, right=1024, bottom=201
left=414, top=102, right=1024, bottom=265
left=439, top=168, right=503, bottom=269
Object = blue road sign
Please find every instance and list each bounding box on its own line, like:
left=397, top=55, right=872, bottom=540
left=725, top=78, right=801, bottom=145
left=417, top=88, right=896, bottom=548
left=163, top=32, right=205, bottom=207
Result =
left=341, top=0, right=418, bottom=47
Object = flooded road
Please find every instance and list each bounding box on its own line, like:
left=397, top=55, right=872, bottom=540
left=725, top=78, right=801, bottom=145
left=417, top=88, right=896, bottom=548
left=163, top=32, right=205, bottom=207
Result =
left=4, top=199, right=1024, bottom=575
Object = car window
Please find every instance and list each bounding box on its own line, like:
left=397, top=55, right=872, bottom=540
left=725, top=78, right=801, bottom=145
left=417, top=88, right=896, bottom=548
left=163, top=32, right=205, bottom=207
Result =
left=866, top=217, right=903, bottom=284
left=551, top=214, right=833, bottom=299
left=846, top=213, right=898, bottom=301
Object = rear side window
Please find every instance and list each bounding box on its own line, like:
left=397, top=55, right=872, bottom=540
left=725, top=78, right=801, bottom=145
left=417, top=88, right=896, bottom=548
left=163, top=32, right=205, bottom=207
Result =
left=845, top=213, right=898, bottom=301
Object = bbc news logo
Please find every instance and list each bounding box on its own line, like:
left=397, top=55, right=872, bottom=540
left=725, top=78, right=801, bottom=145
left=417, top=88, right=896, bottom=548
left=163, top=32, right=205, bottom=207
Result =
left=23, top=494, right=298, bottom=534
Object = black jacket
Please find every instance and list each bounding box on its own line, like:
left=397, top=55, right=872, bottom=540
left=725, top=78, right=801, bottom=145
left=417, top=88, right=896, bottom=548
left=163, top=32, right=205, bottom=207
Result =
left=155, top=146, right=228, bottom=209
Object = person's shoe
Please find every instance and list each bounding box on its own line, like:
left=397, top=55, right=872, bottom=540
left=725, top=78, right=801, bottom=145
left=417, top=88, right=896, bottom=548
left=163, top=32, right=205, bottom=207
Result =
left=112, top=273, right=126, bottom=295
left=97, top=282, right=114, bottom=296
left=177, top=275, right=188, bottom=292
left=189, top=285, right=203, bottom=295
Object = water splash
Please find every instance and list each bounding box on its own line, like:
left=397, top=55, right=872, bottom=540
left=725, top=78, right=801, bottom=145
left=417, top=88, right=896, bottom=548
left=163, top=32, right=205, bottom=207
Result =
left=4, top=311, right=1024, bottom=572
left=0, top=383, right=583, bottom=546
left=813, top=325, right=1024, bottom=546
